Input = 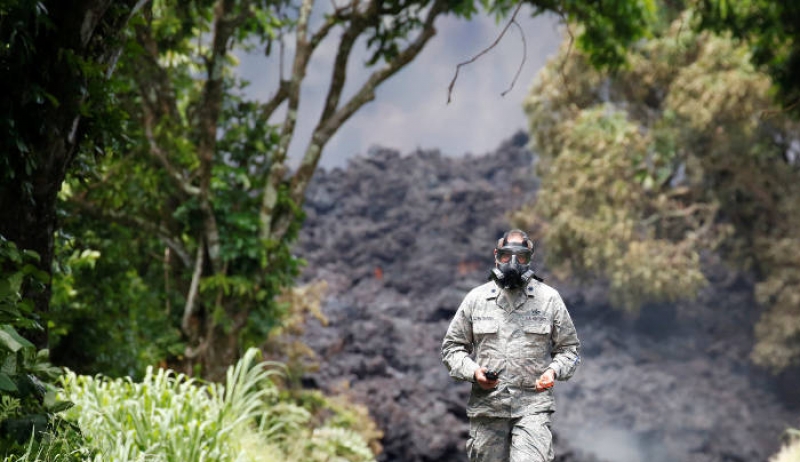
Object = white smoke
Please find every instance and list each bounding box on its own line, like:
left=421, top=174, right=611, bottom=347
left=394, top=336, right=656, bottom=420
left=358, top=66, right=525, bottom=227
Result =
left=569, top=425, right=673, bottom=462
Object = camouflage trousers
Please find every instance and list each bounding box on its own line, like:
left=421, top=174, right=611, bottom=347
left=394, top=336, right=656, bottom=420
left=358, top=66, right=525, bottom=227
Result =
left=466, top=413, right=553, bottom=462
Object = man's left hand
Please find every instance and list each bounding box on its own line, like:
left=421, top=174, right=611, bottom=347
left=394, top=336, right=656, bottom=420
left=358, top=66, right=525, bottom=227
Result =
left=535, top=369, right=556, bottom=391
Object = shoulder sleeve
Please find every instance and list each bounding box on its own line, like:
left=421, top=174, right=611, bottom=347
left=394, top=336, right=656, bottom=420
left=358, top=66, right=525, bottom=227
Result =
left=441, top=291, right=480, bottom=382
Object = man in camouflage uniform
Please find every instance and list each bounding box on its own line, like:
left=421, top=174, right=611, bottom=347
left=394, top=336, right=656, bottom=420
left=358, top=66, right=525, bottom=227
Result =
left=441, top=229, right=581, bottom=462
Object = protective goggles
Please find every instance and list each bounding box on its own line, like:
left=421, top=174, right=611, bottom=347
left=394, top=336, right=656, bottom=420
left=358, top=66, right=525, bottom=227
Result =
left=495, top=246, right=532, bottom=264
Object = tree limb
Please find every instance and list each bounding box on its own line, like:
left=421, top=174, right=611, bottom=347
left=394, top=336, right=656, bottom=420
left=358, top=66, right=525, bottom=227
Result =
left=133, top=14, right=203, bottom=200
left=104, top=0, right=150, bottom=77
left=283, top=0, right=448, bottom=228
left=70, top=195, right=193, bottom=268
left=259, top=0, right=317, bottom=241
left=318, top=15, right=366, bottom=124
left=142, top=107, right=201, bottom=196
left=270, top=5, right=370, bottom=243
left=500, top=19, right=526, bottom=97
left=257, top=12, right=339, bottom=125
left=196, top=0, right=247, bottom=272
left=276, top=0, right=315, bottom=164
left=260, top=80, right=290, bottom=122
left=181, top=239, right=205, bottom=336
left=556, top=9, right=577, bottom=100
left=134, top=22, right=180, bottom=121
left=447, top=1, right=524, bottom=103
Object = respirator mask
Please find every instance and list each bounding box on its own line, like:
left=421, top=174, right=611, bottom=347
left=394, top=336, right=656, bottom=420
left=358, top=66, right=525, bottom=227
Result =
left=491, top=244, right=534, bottom=290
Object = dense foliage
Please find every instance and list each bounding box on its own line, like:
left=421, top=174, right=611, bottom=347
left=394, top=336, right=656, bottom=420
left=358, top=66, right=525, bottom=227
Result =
left=485, top=0, right=656, bottom=69
left=0, top=0, right=142, bottom=350
left=519, top=9, right=800, bottom=371
left=3, top=349, right=377, bottom=462
left=0, top=237, right=76, bottom=457
left=693, top=0, right=800, bottom=117
left=55, top=0, right=453, bottom=377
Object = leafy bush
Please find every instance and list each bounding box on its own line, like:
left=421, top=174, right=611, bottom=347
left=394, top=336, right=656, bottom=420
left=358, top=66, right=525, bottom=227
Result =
left=54, top=348, right=376, bottom=462
left=0, top=236, right=77, bottom=457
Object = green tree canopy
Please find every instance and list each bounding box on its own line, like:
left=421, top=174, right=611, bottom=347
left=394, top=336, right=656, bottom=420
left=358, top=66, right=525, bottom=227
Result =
left=519, top=10, right=800, bottom=371
left=693, top=0, right=800, bottom=117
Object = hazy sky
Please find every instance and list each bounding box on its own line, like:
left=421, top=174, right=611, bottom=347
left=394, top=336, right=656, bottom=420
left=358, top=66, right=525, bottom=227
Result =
left=236, top=7, right=563, bottom=169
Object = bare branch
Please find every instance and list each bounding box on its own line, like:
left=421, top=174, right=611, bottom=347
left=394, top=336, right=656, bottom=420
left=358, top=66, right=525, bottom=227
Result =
left=105, top=0, right=151, bottom=78
left=164, top=247, right=171, bottom=315
left=447, top=2, right=524, bottom=104
left=311, top=3, right=349, bottom=48
left=134, top=22, right=179, bottom=121
left=500, top=19, right=526, bottom=97
left=259, top=0, right=317, bottom=240
left=283, top=0, right=448, bottom=220
left=760, top=98, right=800, bottom=119
left=181, top=239, right=205, bottom=336
left=275, top=0, right=320, bottom=163
left=319, top=19, right=365, bottom=123
left=133, top=22, right=196, bottom=196
left=258, top=12, right=339, bottom=125
left=642, top=202, right=718, bottom=227
left=260, top=80, right=290, bottom=121
left=142, top=108, right=201, bottom=196
left=556, top=10, right=576, bottom=98
left=259, top=2, right=340, bottom=124
left=196, top=0, right=247, bottom=272
left=314, top=0, right=381, bottom=133
left=322, top=0, right=446, bottom=143
left=184, top=341, right=209, bottom=361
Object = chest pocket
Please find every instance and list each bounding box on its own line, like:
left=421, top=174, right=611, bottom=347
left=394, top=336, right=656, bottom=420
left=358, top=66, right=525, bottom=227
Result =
left=519, top=323, right=552, bottom=360
left=523, top=323, right=551, bottom=335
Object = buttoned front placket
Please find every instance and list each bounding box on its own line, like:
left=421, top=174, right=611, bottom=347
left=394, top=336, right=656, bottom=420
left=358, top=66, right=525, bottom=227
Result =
left=500, top=285, right=537, bottom=417
left=486, top=286, right=511, bottom=417
left=489, top=285, right=535, bottom=417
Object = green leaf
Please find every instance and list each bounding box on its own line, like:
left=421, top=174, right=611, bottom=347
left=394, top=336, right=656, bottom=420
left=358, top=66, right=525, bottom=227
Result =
left=0, top=278, right=17, bottom=301
left=0, top=372, right=17, bottom=392
left=0, top=330, right=24, bottom=353
left=46, top=399, right=74, bottom=413
left=21, top=249, right=40, bottom=262
left=0, top=325, right=35, bottom=353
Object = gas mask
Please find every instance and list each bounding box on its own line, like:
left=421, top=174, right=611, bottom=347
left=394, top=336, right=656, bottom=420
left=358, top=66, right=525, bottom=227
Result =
left=491, top=244, right=534, bottom=289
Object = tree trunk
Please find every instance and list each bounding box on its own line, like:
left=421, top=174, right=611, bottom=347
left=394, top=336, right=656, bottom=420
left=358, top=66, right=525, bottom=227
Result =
left=0, top=0, right=145, bottom=348
left=184, top=302, right=250, bottom=381
left=0, top=142, right=70, bottom=347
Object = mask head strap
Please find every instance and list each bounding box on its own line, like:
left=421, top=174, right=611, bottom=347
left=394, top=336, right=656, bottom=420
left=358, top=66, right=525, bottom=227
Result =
left=496, top=229, right=534, bottom=253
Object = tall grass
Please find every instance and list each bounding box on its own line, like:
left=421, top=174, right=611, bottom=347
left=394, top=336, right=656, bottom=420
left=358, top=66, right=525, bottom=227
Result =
left=5, top=348, right=376, bottom=462
left=57, top=348, right=280, bottom=462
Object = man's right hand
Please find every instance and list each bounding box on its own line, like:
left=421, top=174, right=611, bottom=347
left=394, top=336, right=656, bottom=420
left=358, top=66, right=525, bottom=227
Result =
left=474, top=367, right=499, bottom=390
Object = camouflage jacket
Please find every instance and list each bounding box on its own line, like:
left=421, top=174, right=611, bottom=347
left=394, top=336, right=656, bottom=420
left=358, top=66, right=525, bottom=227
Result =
left=441, top=279, right=581, bottom=418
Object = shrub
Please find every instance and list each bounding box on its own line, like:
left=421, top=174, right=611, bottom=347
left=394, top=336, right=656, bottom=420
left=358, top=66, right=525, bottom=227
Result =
left=54, top=348, right=376, bottom=462
left=1, top=235, right=77, bottom=458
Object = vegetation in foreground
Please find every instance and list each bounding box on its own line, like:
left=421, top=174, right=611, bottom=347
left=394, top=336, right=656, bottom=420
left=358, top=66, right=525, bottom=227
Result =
left=3, top=348, right=378, bottom=462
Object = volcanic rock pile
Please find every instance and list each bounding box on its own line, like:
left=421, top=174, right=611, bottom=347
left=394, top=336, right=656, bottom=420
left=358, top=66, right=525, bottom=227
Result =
left=295, top=133, right=798, bottom=462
